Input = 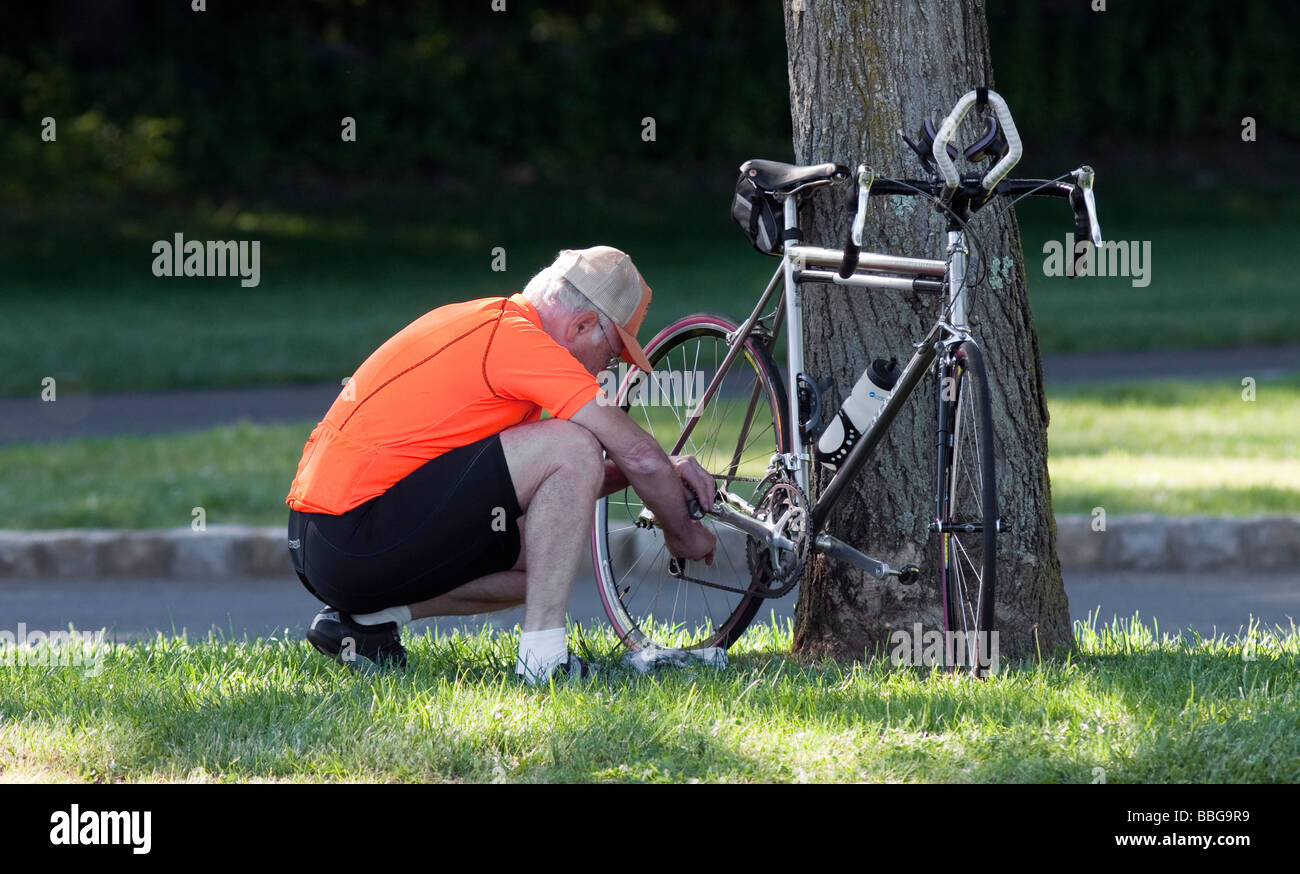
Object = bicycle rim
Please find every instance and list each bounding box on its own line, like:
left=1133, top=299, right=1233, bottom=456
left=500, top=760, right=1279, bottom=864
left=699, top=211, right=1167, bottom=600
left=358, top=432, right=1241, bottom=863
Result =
left=936, top=341, right=998, bottom=675
left=592, top=314, right=789, bottom=651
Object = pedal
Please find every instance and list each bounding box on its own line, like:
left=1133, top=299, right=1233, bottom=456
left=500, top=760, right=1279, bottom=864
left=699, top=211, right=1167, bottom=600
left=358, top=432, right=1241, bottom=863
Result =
left=896, top=564, right=920, bottom=585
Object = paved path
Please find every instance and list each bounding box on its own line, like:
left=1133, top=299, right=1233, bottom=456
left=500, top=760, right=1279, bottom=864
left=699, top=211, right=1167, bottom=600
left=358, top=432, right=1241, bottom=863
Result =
left=6, top=570, right=1297, bottom=644
left=2, top=345, right=1297, bottom=445
left=0, top=383, right=340, bottom=445
left=1041, top=344, right=1299, bottom=383
left=1065, top=571, right=1300, bottom=637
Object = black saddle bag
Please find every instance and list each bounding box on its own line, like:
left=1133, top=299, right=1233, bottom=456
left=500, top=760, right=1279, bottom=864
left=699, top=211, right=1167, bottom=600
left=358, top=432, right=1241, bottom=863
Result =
left=730, top=170, right=783, bottom=256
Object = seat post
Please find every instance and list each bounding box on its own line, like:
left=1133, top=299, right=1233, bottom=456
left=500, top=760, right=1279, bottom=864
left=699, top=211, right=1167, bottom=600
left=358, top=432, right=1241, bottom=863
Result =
left=782, top=195, right=800, bottom=250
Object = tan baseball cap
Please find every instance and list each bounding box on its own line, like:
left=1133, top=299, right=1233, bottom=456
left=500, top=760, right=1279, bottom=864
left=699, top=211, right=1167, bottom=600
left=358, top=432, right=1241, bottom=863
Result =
left=552, top=246, right=654, bottom=373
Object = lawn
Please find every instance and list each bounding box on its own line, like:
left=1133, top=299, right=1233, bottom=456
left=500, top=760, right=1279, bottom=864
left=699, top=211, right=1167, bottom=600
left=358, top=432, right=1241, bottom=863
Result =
left=0, top=182, right=777, bottom=397
left=1, top=375, right=1295, bottom=530
left=1046, top=375, right=1300, bottom=515
left=1, top=616, right=1295, bottom=783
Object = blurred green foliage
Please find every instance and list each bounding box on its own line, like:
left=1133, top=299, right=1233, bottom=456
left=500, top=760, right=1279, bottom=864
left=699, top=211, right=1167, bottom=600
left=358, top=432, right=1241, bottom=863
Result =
left=0, top=0, right=1294, bottom=201
left=0, top=0, right=795, bottom=199
left=992, top=0, right=1296, bottom=141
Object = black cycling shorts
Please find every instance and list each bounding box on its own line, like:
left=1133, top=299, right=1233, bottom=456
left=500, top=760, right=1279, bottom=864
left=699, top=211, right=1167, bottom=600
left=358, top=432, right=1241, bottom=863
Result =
left=288, top=433, right=523, bottom=614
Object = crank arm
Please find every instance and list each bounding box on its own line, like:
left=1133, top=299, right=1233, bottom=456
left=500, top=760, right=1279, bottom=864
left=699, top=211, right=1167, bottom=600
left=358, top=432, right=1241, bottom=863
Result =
left=712, top=503, right=796, bottom=551
left=814, top=533, right=920, bottom=584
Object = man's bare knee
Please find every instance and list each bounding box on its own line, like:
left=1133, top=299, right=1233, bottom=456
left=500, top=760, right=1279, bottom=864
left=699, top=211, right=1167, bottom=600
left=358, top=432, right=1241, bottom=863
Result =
left=502, top=418, right=605, bottom=508
left=547, top=420, right=604, bottom=481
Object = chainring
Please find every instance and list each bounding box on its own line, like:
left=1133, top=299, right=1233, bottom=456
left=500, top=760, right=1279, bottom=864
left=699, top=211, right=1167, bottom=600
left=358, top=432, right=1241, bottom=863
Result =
left=744, top=471, right=811, bottom=598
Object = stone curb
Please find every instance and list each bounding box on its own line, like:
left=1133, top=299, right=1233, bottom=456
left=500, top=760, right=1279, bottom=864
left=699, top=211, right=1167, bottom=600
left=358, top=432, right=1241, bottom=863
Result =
left=1053, top=514, right=1300, bottom=572
left=0, top=516, right=1296, bottom=581
left=0, top=526, right=291, bottom=580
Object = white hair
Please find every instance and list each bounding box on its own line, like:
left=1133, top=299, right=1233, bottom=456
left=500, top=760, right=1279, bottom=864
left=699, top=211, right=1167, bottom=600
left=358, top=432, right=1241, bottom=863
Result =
left=522, top=267, right=613, bottom=341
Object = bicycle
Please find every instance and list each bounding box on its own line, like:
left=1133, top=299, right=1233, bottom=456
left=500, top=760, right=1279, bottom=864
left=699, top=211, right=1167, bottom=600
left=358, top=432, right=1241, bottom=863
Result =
left=591, top=88, right=1101, bottom=674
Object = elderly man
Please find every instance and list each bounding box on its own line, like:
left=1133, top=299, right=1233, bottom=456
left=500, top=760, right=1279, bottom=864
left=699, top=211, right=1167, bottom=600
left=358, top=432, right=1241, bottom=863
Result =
left=285, top=246, right=716, bottom=682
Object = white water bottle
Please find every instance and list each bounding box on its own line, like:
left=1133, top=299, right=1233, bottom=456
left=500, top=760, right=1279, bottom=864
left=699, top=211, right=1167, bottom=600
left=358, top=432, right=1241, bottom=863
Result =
left=817, top=357, right=900, bottom=468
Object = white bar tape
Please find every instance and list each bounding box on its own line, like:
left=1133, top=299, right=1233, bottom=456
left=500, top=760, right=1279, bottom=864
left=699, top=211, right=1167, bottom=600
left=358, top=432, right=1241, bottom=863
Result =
left=931, top=89, right=1024, bottom=198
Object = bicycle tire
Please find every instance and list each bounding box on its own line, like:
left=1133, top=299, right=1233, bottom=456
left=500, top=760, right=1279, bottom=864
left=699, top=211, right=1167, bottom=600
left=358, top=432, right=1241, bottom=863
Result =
left=592, top=313, right=790, bottom=651
left=934, top=340, right=998, bottom=676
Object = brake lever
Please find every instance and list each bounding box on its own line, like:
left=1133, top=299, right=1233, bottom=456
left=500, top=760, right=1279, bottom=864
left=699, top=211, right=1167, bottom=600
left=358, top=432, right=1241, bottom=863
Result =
left=838, top=164, right=874, bottom=278
left=1071, top=165, right=1102, bottom=246
left=851, top=166, right=873, bottom=247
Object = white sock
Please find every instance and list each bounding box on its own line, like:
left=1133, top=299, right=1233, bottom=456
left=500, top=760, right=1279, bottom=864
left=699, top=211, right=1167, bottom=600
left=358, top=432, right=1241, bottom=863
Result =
left=351, top=605, right=412, bottom=626
left=516, top=627, right=567, bottom=683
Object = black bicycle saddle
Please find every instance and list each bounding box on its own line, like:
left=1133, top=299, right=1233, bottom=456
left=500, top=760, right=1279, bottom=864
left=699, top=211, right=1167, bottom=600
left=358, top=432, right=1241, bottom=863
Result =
left=740, top=159, right=851, bottom=194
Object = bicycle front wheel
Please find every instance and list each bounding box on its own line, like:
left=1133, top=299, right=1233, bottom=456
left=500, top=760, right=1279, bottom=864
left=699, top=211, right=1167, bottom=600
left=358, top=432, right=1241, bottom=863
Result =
left=935, top=340, right=998, bottom=676
left=593, top=313, right=790, bottom=651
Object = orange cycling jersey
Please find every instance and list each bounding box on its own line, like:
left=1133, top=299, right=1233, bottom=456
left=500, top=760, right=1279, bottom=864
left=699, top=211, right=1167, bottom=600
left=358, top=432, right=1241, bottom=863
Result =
left=285, top=293, right=601, bottom=515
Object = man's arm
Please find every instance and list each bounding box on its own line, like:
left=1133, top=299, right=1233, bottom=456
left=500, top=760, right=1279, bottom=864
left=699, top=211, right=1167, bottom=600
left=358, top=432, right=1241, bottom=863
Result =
left=600, top=456, right=707, bottom=500
left=569, top=397, right=715, bottom=563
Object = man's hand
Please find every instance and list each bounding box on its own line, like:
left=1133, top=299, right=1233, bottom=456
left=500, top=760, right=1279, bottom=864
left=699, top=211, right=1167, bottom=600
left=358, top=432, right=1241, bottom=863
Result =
left=666, top=455, right=716, bottom=565
left=665, top=520, right=715, bottom=566
left=670, top=455, right=717, bottom=511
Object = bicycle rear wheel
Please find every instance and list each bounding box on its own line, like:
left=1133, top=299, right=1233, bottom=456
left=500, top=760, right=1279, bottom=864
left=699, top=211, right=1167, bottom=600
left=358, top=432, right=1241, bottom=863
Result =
left=593, top=313, right=790, bottom=651
left=935, top=340, right=998, bottom=676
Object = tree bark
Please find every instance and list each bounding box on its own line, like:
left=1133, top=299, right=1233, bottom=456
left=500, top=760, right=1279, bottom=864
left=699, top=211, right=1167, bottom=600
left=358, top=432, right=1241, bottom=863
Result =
left=783, top=0, right=1071, bottom=663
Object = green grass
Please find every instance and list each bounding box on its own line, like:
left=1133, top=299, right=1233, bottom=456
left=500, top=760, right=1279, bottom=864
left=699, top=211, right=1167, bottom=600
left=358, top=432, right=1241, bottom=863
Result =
left=0, top=422, right=307, bottom=530
left=1, top=174, right=1296, bottom=397
left=2, top=375, right=1295, bottom=530
left=1046, top=374, right=1300, bottom=515
left=0, top=183, right=776, bottom=397
left=1, top=616, right=1296, bottom=783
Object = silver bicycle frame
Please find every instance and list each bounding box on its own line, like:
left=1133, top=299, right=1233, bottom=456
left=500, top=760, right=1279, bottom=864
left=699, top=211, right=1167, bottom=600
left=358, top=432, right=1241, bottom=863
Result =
left=778, top=196, right=950, bottom=498
left=657, top=181, right=980, bottom=582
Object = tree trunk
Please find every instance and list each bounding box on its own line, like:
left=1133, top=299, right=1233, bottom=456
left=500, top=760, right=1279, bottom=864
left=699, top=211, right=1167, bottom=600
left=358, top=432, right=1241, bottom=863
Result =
left=783, top=0, right=1071, bottom=663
